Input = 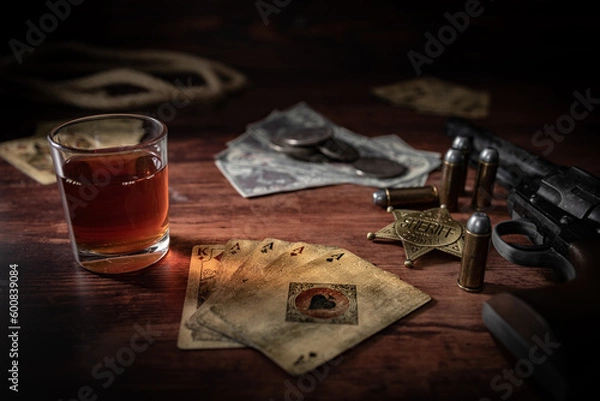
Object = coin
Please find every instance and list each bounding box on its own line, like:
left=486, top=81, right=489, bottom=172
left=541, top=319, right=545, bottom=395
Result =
left=269, top=134, right=328, bottom=162
left=275, top=127, right=333, bottom=147
left=353, top=157, right=408, bottom=178
left=318, top=138, right=360, bottom=162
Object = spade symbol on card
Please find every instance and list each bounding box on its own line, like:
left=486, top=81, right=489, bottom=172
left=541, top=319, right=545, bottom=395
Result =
left=290, top=246, right=305, bottom=256
left=261, top=242, right=274, bottom=253
left=308, top=294, right=336, bottom=310
left=230, top=242, right=241, bottom=254
left=326, top=253, right=344, bottom=262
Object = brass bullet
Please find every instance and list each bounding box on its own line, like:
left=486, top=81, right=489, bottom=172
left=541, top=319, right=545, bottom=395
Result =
left=372, top=186, right=439, bottom=208
left=451, top=135, right=472, bottom=194
left=471, top=147, right=499, bottom=210
left=439, top=148, right=464, bottom=212
left=457, top=211, right=491, bottom=292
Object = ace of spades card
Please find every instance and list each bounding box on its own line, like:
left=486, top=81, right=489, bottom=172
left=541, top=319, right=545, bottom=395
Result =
left=184, top=239, right=431, bottom=376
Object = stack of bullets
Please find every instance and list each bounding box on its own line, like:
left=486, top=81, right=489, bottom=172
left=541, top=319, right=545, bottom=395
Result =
left=371, top=135, right=496, bottom=292
left=371, top=136, right=499, bottom=213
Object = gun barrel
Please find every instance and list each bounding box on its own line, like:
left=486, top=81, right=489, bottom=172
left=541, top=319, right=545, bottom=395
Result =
left=446, top=117, right=557, bottom=188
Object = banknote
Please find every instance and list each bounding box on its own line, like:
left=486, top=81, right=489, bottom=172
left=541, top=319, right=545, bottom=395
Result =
left=215, top=102, right=441, bottom=197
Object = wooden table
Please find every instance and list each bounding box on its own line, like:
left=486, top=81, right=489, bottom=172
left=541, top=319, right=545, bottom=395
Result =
left=2, top=2, right=599, bottom=400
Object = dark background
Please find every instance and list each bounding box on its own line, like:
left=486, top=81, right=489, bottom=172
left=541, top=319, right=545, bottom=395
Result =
left=2, top=0, right=599, bottom=80
left=1, top=0, right=599, bottom=140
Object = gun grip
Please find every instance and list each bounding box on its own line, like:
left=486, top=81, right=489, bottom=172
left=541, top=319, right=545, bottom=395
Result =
left=483, top=240, right=600, bottom=400
left=492, top=219, right=576, bottom=281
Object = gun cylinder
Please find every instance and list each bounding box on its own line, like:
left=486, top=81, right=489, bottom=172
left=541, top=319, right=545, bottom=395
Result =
left=471, top=147, right=499, bottom=210
left=439, top=148, right=464, bottom=211
left=451, top=135, right=472, bottom=194
left=457, top=211, right=491, bottom=292
left=372, top=186, right=439, bottom=208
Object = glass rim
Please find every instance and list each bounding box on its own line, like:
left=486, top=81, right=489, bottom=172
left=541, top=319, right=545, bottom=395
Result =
left=47, top=113, right=167, bottom=154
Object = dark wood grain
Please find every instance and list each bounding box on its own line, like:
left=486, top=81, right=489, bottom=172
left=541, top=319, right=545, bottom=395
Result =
left=2, top=1, right=599, bottom=400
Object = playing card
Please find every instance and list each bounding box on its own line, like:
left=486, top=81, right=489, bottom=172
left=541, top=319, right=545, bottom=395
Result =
left=188, top=238, right=293, bottom=345
left=181, top=239, right=261, bottom=347
left=0, top=119, right=146, bottom=185
left=0, top=135, right=56, bottom=185
left=372, top=77, right=490, bottom=119
left=209, top=245, right=431, bottom=375
left=177, top=244, right=244, bottom=349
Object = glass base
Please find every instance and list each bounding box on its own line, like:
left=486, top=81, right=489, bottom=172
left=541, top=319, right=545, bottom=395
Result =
left=75, top=230, right=170, bottom=274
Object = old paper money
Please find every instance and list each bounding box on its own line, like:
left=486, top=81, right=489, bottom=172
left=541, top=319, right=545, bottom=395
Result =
left=215, top=102, right=441, bottom=197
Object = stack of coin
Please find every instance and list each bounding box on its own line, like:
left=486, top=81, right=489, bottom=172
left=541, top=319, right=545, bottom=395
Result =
left=269, top=127, right=408, bottom=179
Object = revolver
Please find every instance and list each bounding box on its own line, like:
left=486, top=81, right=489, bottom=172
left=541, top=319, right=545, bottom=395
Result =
left=447, top=117, right=600, bottom=401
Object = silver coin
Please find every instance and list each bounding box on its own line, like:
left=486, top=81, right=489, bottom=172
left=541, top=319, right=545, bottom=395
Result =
left=268, top=138, right=328, bottom=163
left=353, top=157, right=408, bottom=178
left=275, top=127, right=333, bottom=147
left=318, top=138, right=360, bottom=162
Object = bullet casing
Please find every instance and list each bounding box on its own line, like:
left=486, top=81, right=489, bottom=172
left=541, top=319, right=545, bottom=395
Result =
left=451, top=136, right=472, bottom=194
left=439, top=149, right=464, bottom=212
left=472, top=148, right=499, bottom=210
left=372, top=186, right=439, bottom=208
left=457, top=212, right=491, bottom=292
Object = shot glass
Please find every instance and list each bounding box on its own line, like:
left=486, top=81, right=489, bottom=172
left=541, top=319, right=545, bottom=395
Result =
left=48, top=114, right=169, bottom=274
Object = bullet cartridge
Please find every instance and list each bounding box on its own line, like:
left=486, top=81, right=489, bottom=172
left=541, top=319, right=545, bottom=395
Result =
left=439, top=148, right=465, bottom=211
left=457, top=211, right=491, bottom=292
left=471, top=147, right=499, bottom=210
left=372, top=186, right=439, bottom=208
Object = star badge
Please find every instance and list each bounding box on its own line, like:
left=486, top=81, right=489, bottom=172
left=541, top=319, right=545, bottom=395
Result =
left=367, top=206, right=465, bottom=267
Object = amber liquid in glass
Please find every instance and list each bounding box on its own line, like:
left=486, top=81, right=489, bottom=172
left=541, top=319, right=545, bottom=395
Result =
left=60, top=151, right=169, bottom=255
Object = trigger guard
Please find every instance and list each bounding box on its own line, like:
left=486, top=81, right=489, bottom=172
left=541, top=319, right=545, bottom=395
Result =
left=492, top=220, right=551, bottom=267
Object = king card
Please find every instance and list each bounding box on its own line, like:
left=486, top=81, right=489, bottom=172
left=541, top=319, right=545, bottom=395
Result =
left=177, top=244, right=245, bottom=349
